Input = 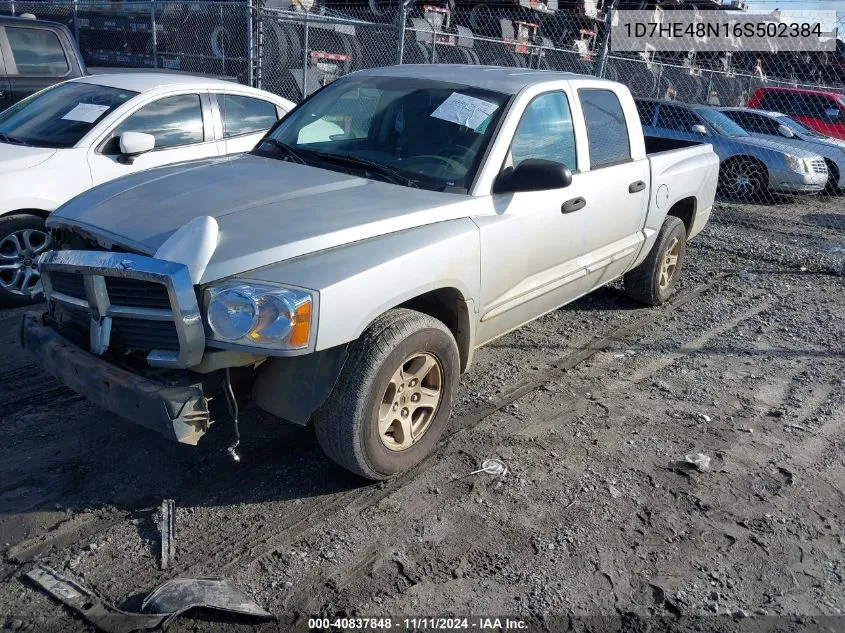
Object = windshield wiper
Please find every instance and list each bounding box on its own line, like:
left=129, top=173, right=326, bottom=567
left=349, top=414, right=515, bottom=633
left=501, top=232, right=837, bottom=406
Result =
left=257, top=138, right=307, bottom=164
left=0, top=133, right=31, bottom=146
left=309, top=152, right=419, bottom=188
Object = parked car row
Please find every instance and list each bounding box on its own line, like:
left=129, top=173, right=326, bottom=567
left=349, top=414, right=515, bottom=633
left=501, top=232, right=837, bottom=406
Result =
left=636, top=96, right=845, bottom=199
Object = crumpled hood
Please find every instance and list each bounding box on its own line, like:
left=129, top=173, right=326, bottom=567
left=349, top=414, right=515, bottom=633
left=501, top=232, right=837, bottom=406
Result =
left=49, top=153, right=477, bottom=283
left=0, top=142, right=56, bottom=172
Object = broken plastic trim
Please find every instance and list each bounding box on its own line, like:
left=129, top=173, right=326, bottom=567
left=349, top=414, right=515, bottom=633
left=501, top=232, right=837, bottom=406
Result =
left=25, top=564, right=273, bottom=633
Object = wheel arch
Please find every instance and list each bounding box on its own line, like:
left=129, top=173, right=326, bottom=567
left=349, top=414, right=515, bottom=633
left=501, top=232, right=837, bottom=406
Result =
left=722, top=153, right=768, bottom=173
left=397, top=286, right=475, bottom=374
left=2, top=208, right=51, bottom=221
left=666, top=196, right=696, bottom=235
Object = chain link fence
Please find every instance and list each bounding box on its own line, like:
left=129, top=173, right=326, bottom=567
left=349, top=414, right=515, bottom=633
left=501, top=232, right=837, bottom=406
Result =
left=2, top=0, right=844, bottom=233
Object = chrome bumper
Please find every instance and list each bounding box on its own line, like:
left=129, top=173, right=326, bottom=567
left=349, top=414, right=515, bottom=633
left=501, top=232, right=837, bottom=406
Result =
left=21, top=312, right=211, bottom=445
left=39, top=250, right=205, bottom=368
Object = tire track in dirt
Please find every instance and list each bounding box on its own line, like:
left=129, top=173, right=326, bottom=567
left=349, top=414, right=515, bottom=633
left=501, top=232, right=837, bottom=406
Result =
left=251, top=275, right=745, bottom=619
left=0, top=273, right=732, bottom=603
left=107, top=273, right=731, bottom=593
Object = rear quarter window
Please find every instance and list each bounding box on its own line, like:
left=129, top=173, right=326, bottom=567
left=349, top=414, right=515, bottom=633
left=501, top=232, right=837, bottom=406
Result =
left=579, top=88, right=631, bottom=169
left=5, top=26, right=69, bottom=76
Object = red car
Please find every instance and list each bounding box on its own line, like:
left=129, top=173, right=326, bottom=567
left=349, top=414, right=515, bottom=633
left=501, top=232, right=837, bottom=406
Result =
left=748, top=86, right=845, bottom=140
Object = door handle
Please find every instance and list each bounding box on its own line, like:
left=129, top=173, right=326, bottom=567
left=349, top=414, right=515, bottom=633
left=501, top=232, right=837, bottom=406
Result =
left=561, top=197, right=586, bottom=214
left=628, top=180, right=646, bottom=193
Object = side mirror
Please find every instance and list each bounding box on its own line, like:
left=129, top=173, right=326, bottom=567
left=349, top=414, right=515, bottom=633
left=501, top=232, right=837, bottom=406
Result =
left=777, top=124, right=795, bottom=138
left=690, top=124, right=709, bottom=136
left=117, top=132, right=155, bottom=164
left=824, top=108, right=841, bottom=121
left=493, top=158, right=572, bottom=194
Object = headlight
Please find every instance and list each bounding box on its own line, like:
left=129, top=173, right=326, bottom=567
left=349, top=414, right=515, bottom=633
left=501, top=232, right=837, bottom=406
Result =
left=205, top=282, right=314, bottom=350
left=784, top=155, right=808, bottom=174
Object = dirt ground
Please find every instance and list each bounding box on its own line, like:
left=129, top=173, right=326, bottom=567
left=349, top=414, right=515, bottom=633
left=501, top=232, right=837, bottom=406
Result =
left=0, top=198, right=843, bottom=633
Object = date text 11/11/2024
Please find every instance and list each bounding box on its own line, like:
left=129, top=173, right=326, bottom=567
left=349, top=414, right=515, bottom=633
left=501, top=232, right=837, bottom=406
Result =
left=307, top=617, right=529, bottom=630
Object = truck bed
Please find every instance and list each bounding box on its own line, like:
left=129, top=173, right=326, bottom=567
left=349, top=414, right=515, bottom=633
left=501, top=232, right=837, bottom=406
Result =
left=643, top=136, right=720, bottom=241
left=644, top=135, right=704, bottom=155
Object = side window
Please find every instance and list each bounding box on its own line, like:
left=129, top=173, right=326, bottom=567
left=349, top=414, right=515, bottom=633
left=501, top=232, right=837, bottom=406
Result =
left=656, top=104, right=700, bottom=131
left=803, top=95, right=839, bottom=118
left=115, top=94, right=204, bottom=149
left=580, top=88, right=631, bottom=168
left=578, top=89, right=631, bottom=169
left=635, top=100, right=657, bottom=126
left=5, top=27, right=69, bottom=76
left=732, top=112, right=773, bottom=134
left=510, top=91, right=577, bottom=170
left=760, top=91, right=795, bottom=115
left=219, top=94, right=279, bottom=138
left=753, top=114, right=782, bottom=134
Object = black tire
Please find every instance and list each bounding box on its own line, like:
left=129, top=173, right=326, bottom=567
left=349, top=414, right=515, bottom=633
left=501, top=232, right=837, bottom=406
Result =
left=824, top=159, right=841, bottom=195
left=314, top=308, right=460, bottom=480
left=624, top=217, right=687, bottom=307
left=0, top=214, right=50, bottom=309
left=718, top=156, right=767, bottom=199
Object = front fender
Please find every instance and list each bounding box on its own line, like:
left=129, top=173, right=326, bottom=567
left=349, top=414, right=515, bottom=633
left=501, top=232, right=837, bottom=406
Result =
left=247, top=218, right=481, bottom=352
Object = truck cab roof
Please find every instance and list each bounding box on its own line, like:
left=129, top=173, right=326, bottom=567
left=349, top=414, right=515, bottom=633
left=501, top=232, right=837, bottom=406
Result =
left=353, top=65, right=619, bottom=95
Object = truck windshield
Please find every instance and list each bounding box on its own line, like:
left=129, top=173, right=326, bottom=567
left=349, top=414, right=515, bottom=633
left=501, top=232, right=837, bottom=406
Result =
left=257, top=75, right=511, bottom=193
left=0, top=82, right=137, bottom=148
left=697, top=108, right=749, bottom=138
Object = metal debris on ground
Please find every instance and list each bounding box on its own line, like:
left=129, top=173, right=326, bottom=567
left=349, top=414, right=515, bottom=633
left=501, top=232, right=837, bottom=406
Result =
left=25, top=565, right=165, bottom=633
left=469, top=458, right=508, bottom=477
left=684, top=453, right=712, bottom=472
left=25, top=564, right=273, bottom=633
left=160, top=499, right=175, bottom=571
left=140, top=577, right=274, bottom=627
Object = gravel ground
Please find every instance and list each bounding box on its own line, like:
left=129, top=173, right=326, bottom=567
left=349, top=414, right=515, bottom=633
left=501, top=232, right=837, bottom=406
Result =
left=0, top=199, right=843, bottom=633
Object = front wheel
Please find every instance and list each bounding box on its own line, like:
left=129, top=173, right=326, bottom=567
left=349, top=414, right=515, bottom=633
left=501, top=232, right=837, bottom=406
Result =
left=624, top=216, right=687, bottom=306
left=0, top=214, right=51, bottom=308
left=718, top=157, right=767, bottom=199
left=314, top=308, right=460, bottom=480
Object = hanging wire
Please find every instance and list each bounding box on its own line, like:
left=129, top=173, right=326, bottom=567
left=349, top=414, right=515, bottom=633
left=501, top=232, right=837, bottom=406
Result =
left=224, top=367, right=241, bottom=462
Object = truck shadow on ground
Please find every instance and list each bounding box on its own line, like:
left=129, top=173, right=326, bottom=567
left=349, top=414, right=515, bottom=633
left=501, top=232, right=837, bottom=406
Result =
left=0, top=285, right=649, bottom=526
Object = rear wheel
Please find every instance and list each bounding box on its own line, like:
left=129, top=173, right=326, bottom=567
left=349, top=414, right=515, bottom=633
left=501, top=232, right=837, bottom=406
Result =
left=624, top=216, right=687, bottom=306
left=0, top=214, right=51, bottom=308
left=314, top=308, right=459, bottom=480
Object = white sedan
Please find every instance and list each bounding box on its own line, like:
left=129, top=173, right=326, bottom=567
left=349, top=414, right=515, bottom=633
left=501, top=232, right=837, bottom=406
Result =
left=0, top=73, right=294, bottom=306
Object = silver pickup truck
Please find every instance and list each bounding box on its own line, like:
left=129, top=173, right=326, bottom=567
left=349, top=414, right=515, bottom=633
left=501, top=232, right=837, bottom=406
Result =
left=22, top=65, right=720, bottom=480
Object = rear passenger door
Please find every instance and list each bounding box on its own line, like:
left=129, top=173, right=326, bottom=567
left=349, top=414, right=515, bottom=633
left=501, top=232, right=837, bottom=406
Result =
left=0, top=24, right=72, bottom=104
left=216, top=93, right=284, bottom=155
left=574, top=88, right=649, bottom=278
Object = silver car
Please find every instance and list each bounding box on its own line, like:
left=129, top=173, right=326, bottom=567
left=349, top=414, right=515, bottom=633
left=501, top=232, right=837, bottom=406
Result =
left=718, top=107, right=845, bottom=192
left=636, top=99, right=828, bottom=198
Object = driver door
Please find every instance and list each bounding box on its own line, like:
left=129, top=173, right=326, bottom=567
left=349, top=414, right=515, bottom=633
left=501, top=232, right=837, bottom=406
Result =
left=473, top=90, right=594, bottom=345
left=88, top=92, right=219, bottom=186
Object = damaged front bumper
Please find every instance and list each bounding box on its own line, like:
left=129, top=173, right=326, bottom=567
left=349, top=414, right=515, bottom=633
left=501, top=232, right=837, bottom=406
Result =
left=21, top=311, right=211, bottom=445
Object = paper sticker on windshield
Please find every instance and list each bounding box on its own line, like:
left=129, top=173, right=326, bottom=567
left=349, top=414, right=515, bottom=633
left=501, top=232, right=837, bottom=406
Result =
left=61, top=103, right=110, bottom=123
left=430, top=93, right=499, bottom=132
